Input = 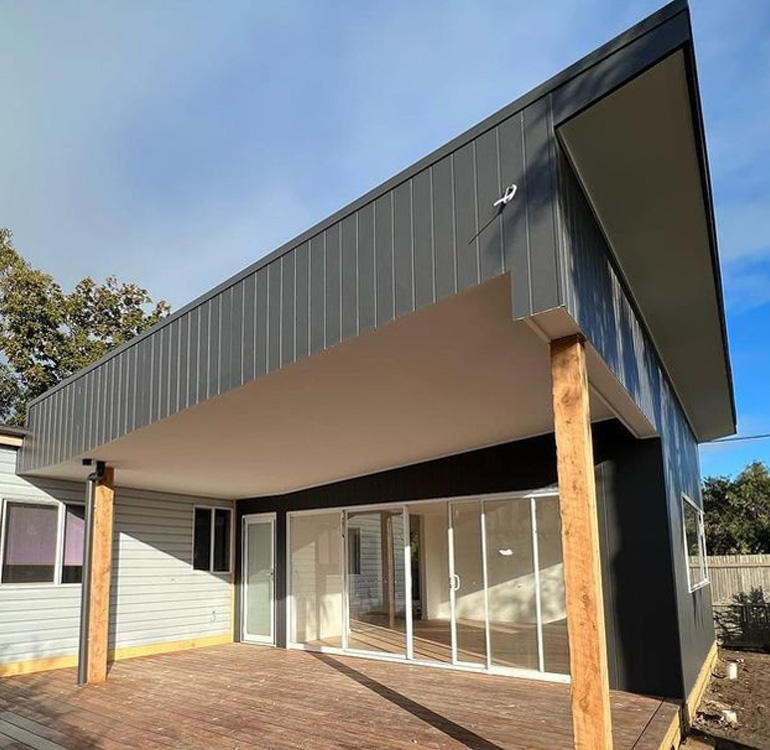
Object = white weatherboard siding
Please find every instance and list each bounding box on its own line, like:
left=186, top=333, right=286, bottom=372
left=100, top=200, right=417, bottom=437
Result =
left=109, top=489, right=232, bottom=650
left=0, top=445, right=233, bottom=671
left=0, top=446, right=83, bottom=666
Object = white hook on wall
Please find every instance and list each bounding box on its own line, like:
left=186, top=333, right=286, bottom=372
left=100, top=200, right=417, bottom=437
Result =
left=493, top=183, right=517, bottom=208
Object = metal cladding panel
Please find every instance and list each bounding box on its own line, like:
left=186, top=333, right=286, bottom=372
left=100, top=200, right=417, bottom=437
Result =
left=267, top=259, right=281, bottom=372
left=341, top=215, right=357, bottom=340
left=294, top=244, right=309, bottom=360
left=357, top=203, right=376, bottom=334
left=281, top=252, right=295, bottom=368
left=242, top=272, right=257, bottom=381
left=559, top=154, right=713, bottom=699
left=325, top=224, right=342, bottom=349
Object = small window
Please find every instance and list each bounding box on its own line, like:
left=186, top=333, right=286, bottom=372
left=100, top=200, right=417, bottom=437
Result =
left=193, top=506, right=231, bottom=572
left=1, top=502, right=58, bottom=583
left=348, top=527, right=361, bottom=575
left=682, top=495, right=708, bottom=591
left=61, top=504, right=85, bottom=583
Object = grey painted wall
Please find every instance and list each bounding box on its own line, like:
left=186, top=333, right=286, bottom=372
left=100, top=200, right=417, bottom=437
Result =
left=0, top=446, right=233, bottom=670
left=558, top=155, right=714, bottom=697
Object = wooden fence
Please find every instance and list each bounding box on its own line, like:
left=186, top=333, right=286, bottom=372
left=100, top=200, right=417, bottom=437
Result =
left=705, top=554, right=770, bottom=604
left=705, top=555, right=770, bottom=647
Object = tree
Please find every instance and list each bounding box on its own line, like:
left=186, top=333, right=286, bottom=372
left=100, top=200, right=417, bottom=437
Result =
left=0, top=228, right=170, bottom=425
left=702, top=461, right=770, bottom=554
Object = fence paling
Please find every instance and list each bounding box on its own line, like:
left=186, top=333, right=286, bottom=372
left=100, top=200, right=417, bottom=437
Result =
left=703, top=554, right=770, bottom=605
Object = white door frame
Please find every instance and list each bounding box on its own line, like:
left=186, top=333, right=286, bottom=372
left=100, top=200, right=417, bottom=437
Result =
left=241, top=512, right=276, bottom=645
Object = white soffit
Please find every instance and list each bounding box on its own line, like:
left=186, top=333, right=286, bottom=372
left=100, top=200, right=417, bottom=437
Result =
left=559, top=50, right=734, bottom=441
left=31, top=276, right=619, bottom=498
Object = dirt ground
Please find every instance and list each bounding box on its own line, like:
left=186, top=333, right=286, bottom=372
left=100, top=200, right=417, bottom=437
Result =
left=691, top=647, right=770, bottom=750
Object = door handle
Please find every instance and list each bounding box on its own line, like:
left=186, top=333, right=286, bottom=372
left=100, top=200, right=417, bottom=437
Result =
left=450, top=574, right=461, bottom=592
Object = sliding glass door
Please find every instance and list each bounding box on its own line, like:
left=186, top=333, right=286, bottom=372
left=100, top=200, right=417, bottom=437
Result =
left=286, top=492, right=568, bottom=681
left=345, top=508, right=407, bottom=656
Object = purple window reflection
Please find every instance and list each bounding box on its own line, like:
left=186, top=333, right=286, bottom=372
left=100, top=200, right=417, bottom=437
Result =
left=2, top=502, right=58, bottom=583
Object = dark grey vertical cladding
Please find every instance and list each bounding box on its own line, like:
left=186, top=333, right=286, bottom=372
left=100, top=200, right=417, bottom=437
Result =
left=219, top=287, right=233, bottom=392
left=412, top=168, right=434, bottom=309
left=357, top=204, right=376, bottom=333
left=134, top=338, right=149, bottom=430
left=294, top=243, right=309, bottom=359
left=196, top=302, right=209, bottom=405
left=242, top=273, right=256, bottom=381
left=522, top=95, right=560, bottom=312
left=208, top=296, right=221, bottom=399
left=281, top=252, right=295, bottom=368
left=178, top=314, right=189, bottom=412
left=309, top=234, right=325, bottom=355
left=255, top=269, right=268, bottom=376
left=267, top=261, right=282, bottom=372
left=229, top=280, right=244, bottom=390
left=125, top=344, right=136, bottom=435
left=393, top=181, right=414, bottom=317
left=168, top=319, right=179, bottom=417
left=498, top=113, right=530, bottom=315
left=453, top=143, right=479, bottom=291
left=559, top=155, right=712, bottom=697
left=374, top=193, right=394, bottom=326
left=432, top=156, right=456, bottom=301
left=325, top=224, right=341, bottom=348
left=341, top=214, right=358, bottom=340
left=475, top=127, right=504, bottom=282
left=187, top=307, right=199, bottom=410
left=159, top=325, right=171, bottom=421
left=593, top=424, right=683, bottom=699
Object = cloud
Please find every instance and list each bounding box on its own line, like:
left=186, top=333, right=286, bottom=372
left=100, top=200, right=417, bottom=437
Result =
left=715, top=198, right=770, bottom=264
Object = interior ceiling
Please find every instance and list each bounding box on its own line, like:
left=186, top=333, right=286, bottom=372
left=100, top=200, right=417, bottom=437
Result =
left=34, top=275, right=619, bottom=499
left=559, top=50, right=734, bottom=442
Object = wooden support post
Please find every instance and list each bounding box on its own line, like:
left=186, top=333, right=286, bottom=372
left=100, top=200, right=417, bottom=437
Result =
left=87, top=466, right=115, bottom=684
left=551, top=335, right=613, bottom=750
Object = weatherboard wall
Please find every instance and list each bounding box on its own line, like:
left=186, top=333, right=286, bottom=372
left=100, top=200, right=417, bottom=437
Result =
left=0, top=446, right=232, bottom=671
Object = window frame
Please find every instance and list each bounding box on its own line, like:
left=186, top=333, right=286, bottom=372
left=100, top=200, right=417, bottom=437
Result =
left=192, top=505, right=232, bottom=574
left=681, top=493, right=709, bottom=593
left=0, top=497, right=84, bottom=587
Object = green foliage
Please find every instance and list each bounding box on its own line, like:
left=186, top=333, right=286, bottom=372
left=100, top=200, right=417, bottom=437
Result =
left=703, top=461, right=770, bottom=555
left=0, top=228, right=170, bottom=425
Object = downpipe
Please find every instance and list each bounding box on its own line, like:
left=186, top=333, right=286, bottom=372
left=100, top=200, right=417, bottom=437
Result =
left=77, top=460, right=105, bottom=685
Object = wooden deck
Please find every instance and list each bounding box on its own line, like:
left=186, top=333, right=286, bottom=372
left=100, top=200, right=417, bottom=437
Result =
left=0, top=644, right=680, bottom=749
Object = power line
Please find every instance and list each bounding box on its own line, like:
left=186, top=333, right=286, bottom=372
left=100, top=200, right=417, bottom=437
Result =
left=708, top=433, right=770, bottom=444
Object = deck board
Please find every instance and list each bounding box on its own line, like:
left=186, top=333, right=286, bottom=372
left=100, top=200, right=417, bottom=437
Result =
left=0, top=644, right=679, bottom=749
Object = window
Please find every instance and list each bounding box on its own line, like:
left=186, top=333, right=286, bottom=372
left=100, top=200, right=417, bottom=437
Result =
left=348, top=527, right=361, bottom=575
left=193, top=507, right=231, bottom=572
left=1, top=502, right=58, bottom=583
left=0, top=500, right=86, bottom=585
left=62, top=504, right=85, bottom=583
left=682, top=494, right=708, bottom=591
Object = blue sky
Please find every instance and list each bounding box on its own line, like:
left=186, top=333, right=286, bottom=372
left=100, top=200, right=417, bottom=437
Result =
left=1, top=1, right=768, bottom=478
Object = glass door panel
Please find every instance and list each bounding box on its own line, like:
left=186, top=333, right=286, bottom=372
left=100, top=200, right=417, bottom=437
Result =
left=345, top=508, right=406, bottom=655
left=484, top=498, right=539, bottom=670
left=289, top=512, right=343, bottom=647
left=243, top=516, right=274, bottom=644
left=450, top=501, right=487, bottom=665
left=408, top=501, right=451, bottom=663
left=536, top=496, right=569, bottom=675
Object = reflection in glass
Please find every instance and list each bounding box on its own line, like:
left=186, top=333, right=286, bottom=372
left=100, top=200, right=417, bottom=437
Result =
left=451, top=501, right=487, bottom=665
left=346, top=509, right=406, bottom=655
left=484, top=499, right=538, bottom=670
left=290, top=512, right=343, bottom=646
